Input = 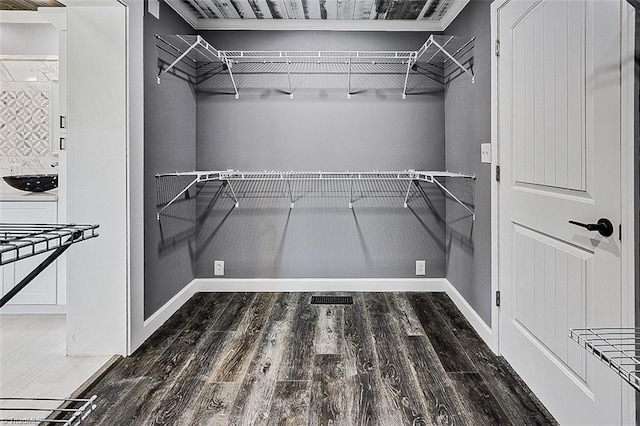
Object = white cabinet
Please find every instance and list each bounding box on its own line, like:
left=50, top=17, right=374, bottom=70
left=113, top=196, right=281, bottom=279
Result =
left=1, top=201, right=59, bottom=307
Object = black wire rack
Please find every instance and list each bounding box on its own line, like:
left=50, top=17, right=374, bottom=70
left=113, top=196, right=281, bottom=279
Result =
left=0, top=226, right=101, bottom=423
left=0, top=396, right=97, bottom=425
left=569, top=327, right=640, bottom=392
left=0, top=223, right=99, bottom=266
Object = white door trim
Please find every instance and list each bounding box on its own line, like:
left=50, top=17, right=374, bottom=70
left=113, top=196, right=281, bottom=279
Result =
left=619, top=3, right=636, bottom=423
left=491, top=0, right=636, bottom=420
left=489, top=0, right=508, bottom=355
left=123, top=0, right=146, bottom=356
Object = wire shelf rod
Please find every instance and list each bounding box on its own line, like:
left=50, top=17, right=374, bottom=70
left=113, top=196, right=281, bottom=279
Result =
left=424, top=35, right=455, bottom=64
left=429, top=37, right=475, bottom=83
left=156, top=169, right=475, bottom=219
left=443, top=36, right=476, bottom=66
left=156, top=36, right=201, bottom=83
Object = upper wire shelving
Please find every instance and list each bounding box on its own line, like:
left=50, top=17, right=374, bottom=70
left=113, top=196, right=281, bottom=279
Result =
left=155, top=34, right=475, bottom=99
left=155, top=169, right=475, bottom=220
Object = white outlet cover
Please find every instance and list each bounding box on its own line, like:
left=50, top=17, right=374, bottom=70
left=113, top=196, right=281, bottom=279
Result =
left=416, top=260, right=426, bottom=276
left=481, top=143, right=491, bottom=164
left=214, top=260, right=224, bottom=276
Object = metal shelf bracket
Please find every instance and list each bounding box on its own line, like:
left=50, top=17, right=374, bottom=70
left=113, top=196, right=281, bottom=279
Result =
left=226, top=179, right=240, bottom=208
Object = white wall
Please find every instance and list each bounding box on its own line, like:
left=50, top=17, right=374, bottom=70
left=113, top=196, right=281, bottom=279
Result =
left=65, top=2, right=128, bottom=356
left=125, top=0, right=147, bottom=354
left=0, top=23, right=58, bottom=56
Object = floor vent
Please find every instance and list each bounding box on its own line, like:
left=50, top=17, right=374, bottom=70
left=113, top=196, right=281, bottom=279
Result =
left=311, top=295, right=353, bottom=305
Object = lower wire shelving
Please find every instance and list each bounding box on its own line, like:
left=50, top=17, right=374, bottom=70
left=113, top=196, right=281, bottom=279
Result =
left=0, top=395, right=97, bottom=425
left=0, top=225, right=101, bottom=424
left=155, top=169, right=476, bottom=220
left=569, top=327, right=640, bottom=391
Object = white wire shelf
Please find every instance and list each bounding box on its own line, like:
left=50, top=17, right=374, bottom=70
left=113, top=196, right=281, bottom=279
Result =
left=569, top=328, right=640, bottom=392
left=155, top=34, right=474, bottom=99
left=0, top=395, right=97, bottom=425
left=155, top=169, right=475, bottom=220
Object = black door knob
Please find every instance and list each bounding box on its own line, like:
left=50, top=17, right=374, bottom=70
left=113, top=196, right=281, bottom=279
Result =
left=568, top=218, right=614, bottom=237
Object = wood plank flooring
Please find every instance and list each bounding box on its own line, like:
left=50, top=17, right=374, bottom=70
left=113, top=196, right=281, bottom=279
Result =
left=76, top=292, right=557, bottom=425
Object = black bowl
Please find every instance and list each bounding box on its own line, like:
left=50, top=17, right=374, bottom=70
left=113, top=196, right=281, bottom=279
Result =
left=3, top=174, right=58, bottom=192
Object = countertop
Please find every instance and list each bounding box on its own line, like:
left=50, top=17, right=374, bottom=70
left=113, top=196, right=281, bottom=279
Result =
left=0, top=183, right=58, bottom=201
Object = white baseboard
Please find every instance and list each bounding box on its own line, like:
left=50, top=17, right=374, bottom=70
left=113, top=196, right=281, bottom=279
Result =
left=0, top=304, right=66, bottom=314
left=194, top=278, right=448, bottom=293
left=138, top=279, right=199, bottom=345
left=444, top=279, right=496, bottom=352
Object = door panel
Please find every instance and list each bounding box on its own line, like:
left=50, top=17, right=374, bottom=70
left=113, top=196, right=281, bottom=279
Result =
left=512, top=0, right=586, bottom=191
left=512, top=224, right=591, bottom=382
left=497, top=0, right=626, bottom=423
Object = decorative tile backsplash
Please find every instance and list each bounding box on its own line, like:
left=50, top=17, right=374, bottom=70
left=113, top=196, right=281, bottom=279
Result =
left=0, top=89, right=50, bottom=156
left=0, top=60, right=58, bottom=176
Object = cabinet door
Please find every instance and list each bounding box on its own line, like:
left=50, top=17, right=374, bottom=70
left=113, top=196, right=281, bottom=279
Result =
left=1, top=202, right=58, bottom=305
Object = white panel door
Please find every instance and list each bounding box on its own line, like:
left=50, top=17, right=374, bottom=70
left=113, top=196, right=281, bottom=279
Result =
left=497, top=0, right=629, bottom=423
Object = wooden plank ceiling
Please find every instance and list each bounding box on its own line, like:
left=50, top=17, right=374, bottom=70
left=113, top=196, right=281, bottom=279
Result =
left=176, top=0, right=455, bottom=20
left=0, top=0, right=64, bottom=10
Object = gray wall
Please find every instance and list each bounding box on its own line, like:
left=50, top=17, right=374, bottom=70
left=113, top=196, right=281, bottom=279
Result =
left=444, top=0, right=492, bottom=325
left=0, top=23, right=58, bottom=56
left=195, top=31, right=448, bottom=279
left=144, top=2, right=197, bottom=318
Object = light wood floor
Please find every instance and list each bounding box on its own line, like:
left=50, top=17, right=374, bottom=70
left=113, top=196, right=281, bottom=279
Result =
left=78, top=292, right=556, bottom=425
left=0, top=315, right=112, bottom=420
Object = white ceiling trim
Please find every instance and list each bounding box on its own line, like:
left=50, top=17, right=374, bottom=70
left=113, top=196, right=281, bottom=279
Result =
left=439, top=0, right=469, bottom=30
left=165, top=0, right=199, bottom=28
left=194, top=17, right=445, bottom=31
left=38, top=7, right=67, bottom=30
left=0, top=10, right=51, bottom=23
left=60, top=0, right=123, bottom=6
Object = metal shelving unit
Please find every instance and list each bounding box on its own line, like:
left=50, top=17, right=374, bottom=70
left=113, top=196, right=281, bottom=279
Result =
left=0, top=396, right=97, bottom=425
left=0, top=224, right=99, bottom=265
left=0, top=223, right=99, bottom=307
left=155, top=169, right=475, bottom=220
left=569, top=327, right=640, bottom=391
left=155, top=34, right=475, bottom=99
left=0, top=225, right=100, bottom=424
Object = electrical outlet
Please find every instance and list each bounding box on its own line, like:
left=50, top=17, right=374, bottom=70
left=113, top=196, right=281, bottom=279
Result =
left=481, top=143, right=491, bottom=164
left=214, top=260, right=224, bottom=276
left=416, top=260, right=426, bottom=276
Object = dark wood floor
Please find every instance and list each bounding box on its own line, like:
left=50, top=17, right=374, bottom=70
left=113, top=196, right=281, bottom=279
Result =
left=76, top=292, right=556, bottom=425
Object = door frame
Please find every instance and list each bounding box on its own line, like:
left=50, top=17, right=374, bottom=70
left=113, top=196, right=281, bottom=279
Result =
left=490, top=0, right=636, bottom=421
